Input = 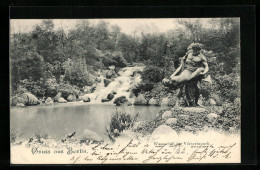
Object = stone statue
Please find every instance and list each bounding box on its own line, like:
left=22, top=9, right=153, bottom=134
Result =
left=162, top=43, right=209, bottom=107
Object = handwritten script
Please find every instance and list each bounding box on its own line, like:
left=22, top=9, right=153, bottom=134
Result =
left=29, top=139, right=238, bottom=164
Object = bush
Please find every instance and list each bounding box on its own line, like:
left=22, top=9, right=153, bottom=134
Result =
left=44, top=77, right=59, bottom=97
left=105, top=109, right=138, bottom=142
left=141, top=65, right=164, bottom=83
left=214, top=74, right=240, bottom=103
left=58, top=83, right=81, bottom=99
left=102, top=51, right=127, bottom=68
left=18, top=78, right=45, bottom=97
left=132, top=81, right=155, bottom=97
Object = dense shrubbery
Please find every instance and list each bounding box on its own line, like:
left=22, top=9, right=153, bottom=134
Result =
left=141, top=65, right=164, bottom=83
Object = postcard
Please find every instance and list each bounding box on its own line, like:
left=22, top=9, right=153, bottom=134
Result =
left=10, top=18, right=241, bottom=164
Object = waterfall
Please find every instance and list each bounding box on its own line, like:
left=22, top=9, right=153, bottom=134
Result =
left=84, top=66, right=144, bottom=104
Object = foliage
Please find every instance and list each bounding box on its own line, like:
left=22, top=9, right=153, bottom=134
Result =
left=105, top=108, right=138, bottom=142
left=141, top=65, right=164, bottom=83
left=18, top=78, right=45, bottom=97
left=58, top=83, right=82, bottom=99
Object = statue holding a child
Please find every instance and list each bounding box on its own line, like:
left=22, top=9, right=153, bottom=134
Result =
left=163, top=43, right=210, bottom=107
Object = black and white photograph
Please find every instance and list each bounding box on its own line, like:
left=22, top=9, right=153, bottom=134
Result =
left=10, top=18, right=241, bottom=164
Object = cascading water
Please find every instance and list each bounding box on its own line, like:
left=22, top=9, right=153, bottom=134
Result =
left=84, top=66, right=144, bottom=104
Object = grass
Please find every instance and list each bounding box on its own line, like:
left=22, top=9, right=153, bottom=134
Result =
left=105, top=107, right=139, bottom=142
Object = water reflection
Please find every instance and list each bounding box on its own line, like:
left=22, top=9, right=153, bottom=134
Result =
left=10, top=104, right=169, bottom=140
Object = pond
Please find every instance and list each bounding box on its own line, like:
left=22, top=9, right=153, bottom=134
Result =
left=10, top=103, right=169, bottom=140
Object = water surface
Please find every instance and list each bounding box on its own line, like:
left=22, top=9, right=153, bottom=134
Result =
left=10, top=103, right=169, bottom=140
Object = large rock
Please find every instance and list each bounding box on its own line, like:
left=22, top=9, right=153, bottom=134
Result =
left=58, top=97, right=67, bottom=103
left=107, top=93, right=115, bottom=101
left=79, top=95, right=91, bottom=102
left=209, top=98, right=217, bottom=105
left=45, top=97, right=54, bottom=106
left=12, top=93, right=40, bottom=106
left=113, top=96, right=128, bottom=106
left=165, top=118, right=178, bottom=125
left=104, top=79, right=113, bottom=87
left=53, top=92, right=62, bottom=102
left=162, top=110, right=172, bottom=119
left=149, top=98, right=156, bottom=105
left=133, top=94, right=147, bottom=105
left=24, top=93, right=40, bottom=105
left=11, top=95, right=28, bottom=106
left=83, top=97, right=90, bottom=102
left=151, top=125, right=178, bottom=141
left=207, top=113, right=218, bottom=123
left=181, top=107, right=207, bottom=113
left=67, top=94, right=76, bottom=102
left=161, top=98, right=168, bottom=105
left=80, top=129, right=103, bottom=142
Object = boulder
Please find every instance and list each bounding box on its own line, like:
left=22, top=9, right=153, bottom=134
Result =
left=67, top=94, right=76, bottom=102
left=58, top=97, right=67, bottom=103
left=181, top=107, right=207, bottom=113
left=107, top=93, right=115, bottom=101
left=209, top=98, right=217, bottom=105
left=104, top=79, right=113, bottom=87
left=113, top=96, right=128, bottom=106
left=79, top=95, right=91, bottom=102
left=161, top=98, right=168, bottom=105
left=11, top=95, right=28, bottom=106
left=83, top=97, right=90, bottom=102
left=53, top=92, right=62, bottom=102
left=45, top=97, right=54, bottom=106
left=207, top=113, right=218, bottom=123
left=165, top=118, right=178, bottom=125
left=133, top=94, right=147, bottom=105
left=80, top=129, right=103, bottom=142
left=13, top=93, right=40, bottom=106
left=149, top=98, right=156, bottom=105
left=151, top=125, right=178, bottom=140
left=162, top=110, right=172, bottom=119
